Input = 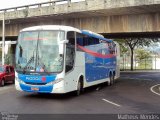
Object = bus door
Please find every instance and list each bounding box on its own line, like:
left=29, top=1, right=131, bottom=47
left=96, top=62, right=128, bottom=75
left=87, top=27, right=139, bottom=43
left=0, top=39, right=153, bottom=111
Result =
left=65, top=31, right=75, bottom=73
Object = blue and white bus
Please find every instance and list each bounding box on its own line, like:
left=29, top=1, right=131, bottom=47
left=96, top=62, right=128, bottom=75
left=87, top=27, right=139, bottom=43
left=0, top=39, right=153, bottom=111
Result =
left=15, top=25, right=120, bottom=95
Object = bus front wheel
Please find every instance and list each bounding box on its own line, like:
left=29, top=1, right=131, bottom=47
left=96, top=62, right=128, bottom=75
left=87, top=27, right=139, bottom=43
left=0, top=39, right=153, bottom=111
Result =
left=75, top=80, right=83, bottom=96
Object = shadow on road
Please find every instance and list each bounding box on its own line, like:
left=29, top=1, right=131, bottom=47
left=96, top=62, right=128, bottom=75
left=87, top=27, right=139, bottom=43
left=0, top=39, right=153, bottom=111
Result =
left=20, top=82, right=118, bottom=100
left=0, top=83, right=14, bottom=87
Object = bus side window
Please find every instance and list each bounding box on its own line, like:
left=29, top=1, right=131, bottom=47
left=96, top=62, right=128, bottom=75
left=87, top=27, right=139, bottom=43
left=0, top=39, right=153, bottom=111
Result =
left=76, top=33, right=84, bottom=46
left=67, top=31, right=75, bottom=45
left=83, top=36, right=99, bottom=46
left=65, top=45, right=75, bottom=73
left=108, top=42, right=116, bottom=54
left=65, top=31, right=75, bottom=73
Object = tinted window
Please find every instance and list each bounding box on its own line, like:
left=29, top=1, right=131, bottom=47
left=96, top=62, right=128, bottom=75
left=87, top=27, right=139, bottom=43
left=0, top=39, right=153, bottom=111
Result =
left=76, top=33, right=99, bottom=46
left=67, top=31, right=75, bottom=45
left=76, top=33, right=84, bottom=46
left=6, top=67, right=10, bottom=73
left=65, top=45, right=75, bottom=73
left=65, top=31, right=76, bottom=73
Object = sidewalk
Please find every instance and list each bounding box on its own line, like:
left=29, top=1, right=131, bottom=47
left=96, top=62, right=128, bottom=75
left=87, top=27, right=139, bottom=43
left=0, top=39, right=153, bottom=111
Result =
left=120, top=70, right=160, bottom=73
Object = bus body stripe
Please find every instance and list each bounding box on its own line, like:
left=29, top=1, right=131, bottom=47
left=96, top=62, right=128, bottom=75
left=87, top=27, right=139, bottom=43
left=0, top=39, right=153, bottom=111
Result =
left=77, top=45, right=116, bottom=58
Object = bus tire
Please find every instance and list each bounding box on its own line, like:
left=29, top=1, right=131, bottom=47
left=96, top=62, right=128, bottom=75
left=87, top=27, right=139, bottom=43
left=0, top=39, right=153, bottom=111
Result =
left=75, top=80, right=83, bottom=96
left=0, top=79, right=5, bottom=87
left=112, top=73, right=115, bottom=84
left=109, top=73, right=114, bottom=86
left=113, top=71, right=116, bottom=83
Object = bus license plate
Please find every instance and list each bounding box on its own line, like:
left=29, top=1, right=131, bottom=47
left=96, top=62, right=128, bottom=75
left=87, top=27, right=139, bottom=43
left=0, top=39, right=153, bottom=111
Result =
left=31, top=87, right=39, bottom=91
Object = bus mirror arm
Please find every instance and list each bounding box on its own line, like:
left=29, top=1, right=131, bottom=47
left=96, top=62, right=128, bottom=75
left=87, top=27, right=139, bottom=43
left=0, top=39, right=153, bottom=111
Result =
left=59, top=40, right=69, bottom=44
left=60, top=54, right=63, bottom=57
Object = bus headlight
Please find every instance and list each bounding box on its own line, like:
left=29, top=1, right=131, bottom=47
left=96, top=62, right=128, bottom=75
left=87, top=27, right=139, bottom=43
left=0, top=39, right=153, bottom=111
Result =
left=46, top=78, right=63, bottom=85
left=15, top=77, right=25, bottom=84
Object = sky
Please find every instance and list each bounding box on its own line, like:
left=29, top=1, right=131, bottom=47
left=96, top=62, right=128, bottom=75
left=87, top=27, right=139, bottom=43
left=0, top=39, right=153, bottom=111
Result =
left=0, top=0, right=82, bottom=9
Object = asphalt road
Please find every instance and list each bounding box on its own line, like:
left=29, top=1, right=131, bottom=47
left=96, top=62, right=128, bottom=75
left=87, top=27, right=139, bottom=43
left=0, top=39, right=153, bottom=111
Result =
left=0, top=72, right=160, bottom=116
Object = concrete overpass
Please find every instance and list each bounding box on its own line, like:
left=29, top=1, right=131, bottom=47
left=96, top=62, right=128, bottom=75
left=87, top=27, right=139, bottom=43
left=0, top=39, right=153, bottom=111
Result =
left=0, top=0, right=160, bottom=39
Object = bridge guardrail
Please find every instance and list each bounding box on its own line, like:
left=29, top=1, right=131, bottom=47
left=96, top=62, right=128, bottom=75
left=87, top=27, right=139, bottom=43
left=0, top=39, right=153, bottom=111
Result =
left=0, top=0, right=73, bottom=12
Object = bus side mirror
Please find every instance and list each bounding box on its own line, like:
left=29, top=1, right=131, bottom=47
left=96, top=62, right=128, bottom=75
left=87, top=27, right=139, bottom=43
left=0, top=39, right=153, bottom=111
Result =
left=59, top=40, right=69, bottom=44
left=63, top=40, right=69, bottom=44
left=59, top=40, right=69, bottom=54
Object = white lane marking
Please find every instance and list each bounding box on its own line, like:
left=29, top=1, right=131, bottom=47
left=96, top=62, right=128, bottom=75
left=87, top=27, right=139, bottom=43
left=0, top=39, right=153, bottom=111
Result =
left=139, top=74, right=157, bottom=77
left=102, top=99, right=121, bottom=107
left=122, top=77, right=152, bottom=81
left=150, top=84, right=160, bottom=96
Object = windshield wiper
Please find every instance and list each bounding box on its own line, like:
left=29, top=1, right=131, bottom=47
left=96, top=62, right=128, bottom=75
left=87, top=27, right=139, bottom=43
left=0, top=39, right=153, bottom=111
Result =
left=23, top=50, right=35, bottom=74
left=36, top=55, right=50, bottom=75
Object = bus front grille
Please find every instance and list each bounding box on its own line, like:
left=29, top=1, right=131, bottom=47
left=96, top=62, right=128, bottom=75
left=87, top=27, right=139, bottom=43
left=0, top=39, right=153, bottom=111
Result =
left=25, top=82, right=47, bottom=85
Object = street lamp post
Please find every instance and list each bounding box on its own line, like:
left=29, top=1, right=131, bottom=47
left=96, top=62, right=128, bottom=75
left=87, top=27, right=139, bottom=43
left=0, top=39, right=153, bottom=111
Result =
left=2, top=11, right=5, bottom=65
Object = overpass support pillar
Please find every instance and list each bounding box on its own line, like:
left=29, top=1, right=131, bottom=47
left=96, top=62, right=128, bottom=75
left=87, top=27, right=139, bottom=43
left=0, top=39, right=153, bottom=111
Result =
left=85, top=0, right=88, bottom=5
left=2, top=12, right=5, bottom=65
left=68, top=0, right=71, bottom=7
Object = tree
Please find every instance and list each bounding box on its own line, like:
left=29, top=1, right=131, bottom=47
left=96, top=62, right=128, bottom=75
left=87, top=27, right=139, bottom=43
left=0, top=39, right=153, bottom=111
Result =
left=115, top=38, right=159, bottom=71
left=135, top=49, right=152, bottom=69
left=114, top=39, right=129, bottom=55
left=135, top=49, right=151, bottom=61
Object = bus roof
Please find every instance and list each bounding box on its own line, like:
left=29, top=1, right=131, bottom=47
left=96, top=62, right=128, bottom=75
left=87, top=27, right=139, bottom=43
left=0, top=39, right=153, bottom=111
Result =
left=20, top=25, right=112, bottom=43
left=20, top=25, right=81, bottom=33
left=81, top=30, right=112, bottom=43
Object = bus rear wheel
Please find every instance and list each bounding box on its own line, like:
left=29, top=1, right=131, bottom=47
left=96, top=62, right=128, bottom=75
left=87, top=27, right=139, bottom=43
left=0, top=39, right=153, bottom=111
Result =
left=109, top=73, right=114, bottom=86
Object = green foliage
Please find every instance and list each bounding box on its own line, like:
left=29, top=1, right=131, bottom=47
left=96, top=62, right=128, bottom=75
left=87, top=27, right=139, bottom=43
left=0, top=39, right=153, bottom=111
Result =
left=115, top=38, right=159, bottom=50
left=115, top=38, right=160, bottom=70
left=114, top=39, right=129, bottom=56
left=136, top=38, right=159, bottom=47
left=135, top=49, right=151, bottom=61
left=4, top=46, right=14, bottom=65
left=4, top=54, right=11, bottom=65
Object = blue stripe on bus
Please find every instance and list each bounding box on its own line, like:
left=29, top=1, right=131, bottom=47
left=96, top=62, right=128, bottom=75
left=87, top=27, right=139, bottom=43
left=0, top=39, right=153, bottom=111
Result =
left=20, top=84, right=53, bottom=93
left=18, top=74, right=56, bottom=93
left=18, top=74, right=56, bottom=83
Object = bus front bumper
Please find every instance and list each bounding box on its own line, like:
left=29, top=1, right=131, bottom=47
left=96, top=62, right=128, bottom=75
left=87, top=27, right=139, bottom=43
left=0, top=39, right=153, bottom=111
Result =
left=15, top=80, right=65, bottom=94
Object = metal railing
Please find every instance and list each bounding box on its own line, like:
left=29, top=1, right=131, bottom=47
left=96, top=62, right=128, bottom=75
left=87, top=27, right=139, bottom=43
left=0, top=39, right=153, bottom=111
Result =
left=0, top=0, right=72, bottom=12
left=120, top=54, right=160, bottom=70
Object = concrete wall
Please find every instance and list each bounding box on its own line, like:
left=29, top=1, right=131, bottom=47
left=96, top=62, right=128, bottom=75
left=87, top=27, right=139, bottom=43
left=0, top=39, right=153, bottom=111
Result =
left=0, top=12, right=160, bottom=36
left=0, top=0, right=160, bottom=36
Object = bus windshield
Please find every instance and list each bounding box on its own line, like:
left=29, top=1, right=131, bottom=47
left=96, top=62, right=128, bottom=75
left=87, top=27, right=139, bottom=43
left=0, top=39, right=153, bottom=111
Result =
left=15, top=30, right=65, bottom=73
